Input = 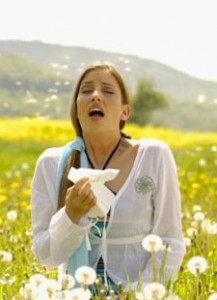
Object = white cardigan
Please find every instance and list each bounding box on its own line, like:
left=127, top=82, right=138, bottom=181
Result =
left=31, top=138, right=185, bottom=289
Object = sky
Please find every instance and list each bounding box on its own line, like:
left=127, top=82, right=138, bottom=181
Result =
left=1, top=0, right=217, bottom=82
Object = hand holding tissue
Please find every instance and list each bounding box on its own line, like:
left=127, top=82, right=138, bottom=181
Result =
left=67, top=167, right=119, bottom=218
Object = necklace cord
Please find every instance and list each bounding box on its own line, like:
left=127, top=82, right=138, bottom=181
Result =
left=85, top=136, right=122, bottom=170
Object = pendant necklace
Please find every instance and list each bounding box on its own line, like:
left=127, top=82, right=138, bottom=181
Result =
left=85, top=136, right=122, bottom=170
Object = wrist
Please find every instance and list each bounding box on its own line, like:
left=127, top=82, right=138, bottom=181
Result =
left=65, top=206, right=81, bottom=224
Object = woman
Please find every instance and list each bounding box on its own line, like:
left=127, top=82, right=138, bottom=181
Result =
left=31, top=61, right=185, bottom=290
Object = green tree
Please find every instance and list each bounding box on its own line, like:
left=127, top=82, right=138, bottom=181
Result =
left=131, top=77, right=168, bottom=125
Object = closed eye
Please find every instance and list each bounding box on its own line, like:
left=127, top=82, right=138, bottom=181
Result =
left=81, top=88, right=93, bottom=94
left=104, top=89, right=114, bottom=94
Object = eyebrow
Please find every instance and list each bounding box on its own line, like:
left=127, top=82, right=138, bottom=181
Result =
left=102, top=82, right=115, bottom=88
left=81, top=80, right=115, bottom=87
left=81, top=81, right=93, bottom=85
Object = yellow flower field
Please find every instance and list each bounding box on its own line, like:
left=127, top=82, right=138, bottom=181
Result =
left=0, top=118, right=217, bottom=299
left=1, top=117, right=217, bottom=148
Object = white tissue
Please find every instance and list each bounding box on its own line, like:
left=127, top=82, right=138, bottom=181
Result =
left=67, top=167, right=119, bottom=218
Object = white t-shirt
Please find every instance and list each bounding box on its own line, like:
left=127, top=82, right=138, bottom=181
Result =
left=31, top=138, right=185, bottom=289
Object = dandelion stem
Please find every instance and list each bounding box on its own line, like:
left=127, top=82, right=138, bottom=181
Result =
left=0, top=284, right=3, bottom=300
left=195, top=270, right=200, bottom=300
left=151, top=250, right=157, bottom=282
left=160, top=244, right=169, bottom=282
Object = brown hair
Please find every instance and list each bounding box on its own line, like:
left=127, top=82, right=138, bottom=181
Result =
left=57, top=61, right=130, bottom=210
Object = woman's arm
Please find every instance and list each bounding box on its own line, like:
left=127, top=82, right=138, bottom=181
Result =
left=140, top=143, right=186, bottom=285
left=31, top=149, right=87, bottom=268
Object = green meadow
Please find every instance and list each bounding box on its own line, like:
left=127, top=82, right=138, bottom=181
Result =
left=0, top=118, right=217, bottom=299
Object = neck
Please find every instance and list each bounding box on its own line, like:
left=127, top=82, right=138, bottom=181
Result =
left=83, top=132, right=122, bottom=169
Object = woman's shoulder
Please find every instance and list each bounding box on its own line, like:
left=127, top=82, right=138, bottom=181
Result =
left=37, top=145, right=65, bottom=165
left=131, top=138, right=169, bottom=150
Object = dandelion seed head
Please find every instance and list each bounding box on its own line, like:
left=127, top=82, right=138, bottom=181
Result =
left=0, top=275, right=16, bottom=285
left=167, top=296, right=181, bottom=300
left=194, top=212, right=205, bottom=222
left=211, top=145, right=217, bottom=152
left=9, top=236, right=19, bottom=243
left=50, top=63, right=59, bottom=68
left=191, top=220, right=198, bottom=228
left=143, top=282, right=166, bottom=299
left=199, top=158, right=206, bottom=166
left=192, top=205, right=202, bottom=212
left=75, top=266, right=96, bottom=285
left=201, top=218, right=211, bottom=231
left=125, top=67, right=131, bottom=72
left=59, top=273, right=75, bottom=290
left=7, top=210, right=17, bottom=221
left=187, top=256, right=208, bottom=275
left=60, top=64, right=69, bottom=70
left=187, top=227, right=198, bottom=237
left=135, top=291, right=145, bottom=299
left=21, top=162, right=29, bottom=170
left=14, top=170, right=22, bottom=177
left=29, top=273, right=47, bottom=287
left=197, top=94, right=206, bottom=103
left=184, top=237, right=191, bottom=247
left=38, top=278, right=61, bottom=297
left=142, top=234, right=163, bottom=252
left=45, top=278, right=60, bottom=291
left=50, top=94, right=58, bottom=100
left=25, top=229, right=33, bottom=236
left=208, top=293, right=217, bottom=300
left=65, top=287, right=91, bottom=300
left=205, top=222, right=217, bottom=235
left=26, top=98, right=37, bottom=104
left=6, top=171, right=12, bottom=178
left=0, top=250, right=13, bottom=262
left=19, top=283, right=37, bottom=299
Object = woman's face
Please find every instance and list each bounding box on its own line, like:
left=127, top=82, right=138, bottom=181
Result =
left=76, top=69, right=130, bottom=135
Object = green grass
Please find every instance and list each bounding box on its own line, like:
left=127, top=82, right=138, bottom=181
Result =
left=0, top=119, right=217, bottom=299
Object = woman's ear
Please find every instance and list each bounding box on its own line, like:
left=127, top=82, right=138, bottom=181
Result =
left=121, top=104, right=131, bottom=121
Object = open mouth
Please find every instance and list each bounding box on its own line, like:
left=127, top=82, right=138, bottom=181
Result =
left=88, top=109, right=104, bottom=117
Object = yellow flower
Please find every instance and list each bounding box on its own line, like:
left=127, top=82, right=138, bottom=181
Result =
left=0, top=194, right=7, bottom=204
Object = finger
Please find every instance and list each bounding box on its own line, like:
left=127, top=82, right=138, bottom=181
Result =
left=70, top=177, right=89, bottom=196
left=82, top=193, right=97, bottom=212
left=78, top=181, right=93, bottom=198
left=83, top=191, right=97, bottom=206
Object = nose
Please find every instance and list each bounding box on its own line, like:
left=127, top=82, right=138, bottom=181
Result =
left=91, top=89, right=102, bottom=101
